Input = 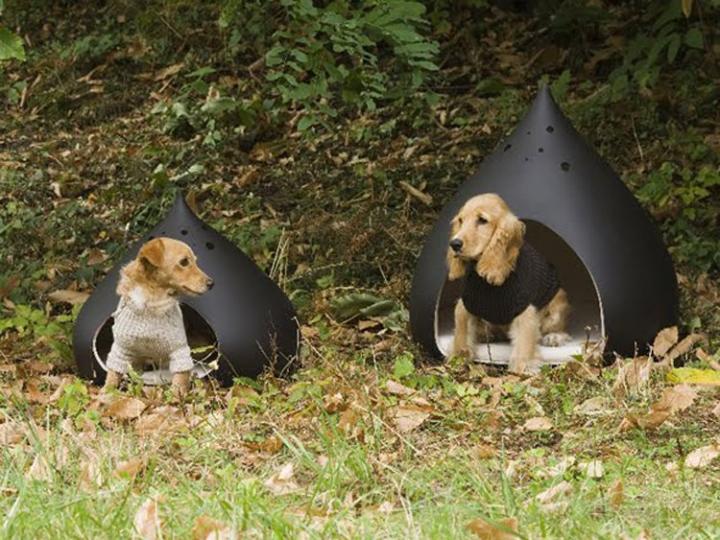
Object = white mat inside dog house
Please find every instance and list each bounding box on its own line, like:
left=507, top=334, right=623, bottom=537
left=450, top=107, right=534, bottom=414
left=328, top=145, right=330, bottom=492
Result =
left=434, top=220, right=604, bottom=366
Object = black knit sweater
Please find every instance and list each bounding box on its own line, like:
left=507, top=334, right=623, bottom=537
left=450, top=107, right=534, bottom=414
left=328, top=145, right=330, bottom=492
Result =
left=461, top=243, right=560, bottom=325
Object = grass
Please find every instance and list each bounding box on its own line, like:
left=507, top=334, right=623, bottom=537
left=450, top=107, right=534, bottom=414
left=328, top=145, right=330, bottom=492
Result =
left=1, top=344, right=720, bottom=539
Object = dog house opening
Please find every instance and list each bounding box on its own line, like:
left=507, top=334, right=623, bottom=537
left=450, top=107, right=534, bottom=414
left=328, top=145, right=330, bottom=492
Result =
left=435, top=220, right=604, bottom=365
left=92, top=305, right=220, bottom=385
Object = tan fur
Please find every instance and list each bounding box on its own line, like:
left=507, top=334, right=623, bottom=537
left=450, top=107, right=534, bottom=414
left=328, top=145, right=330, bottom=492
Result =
left=103, top=237, right=213, bottom=393
left=447, top=194, right=571, bottom=374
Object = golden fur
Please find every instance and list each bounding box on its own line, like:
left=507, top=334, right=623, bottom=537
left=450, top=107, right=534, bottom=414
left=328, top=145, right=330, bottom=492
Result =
left=103, top=237, right=213, bottom=396
left=447, top=194, right=571, bottom=374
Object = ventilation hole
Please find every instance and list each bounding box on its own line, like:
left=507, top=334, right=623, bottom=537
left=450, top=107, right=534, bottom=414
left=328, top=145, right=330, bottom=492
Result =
left=524, top=157, right=529, bottom=162
left=561, top=162, right=571, bottom=172
left=538, top=147, right=544, bottom=153
left=546, top=126, right=554, bottom=133
left=503, top=144, right=512, bottom=152
left=180, top=229, right=188, bottom=236
left=206, top=242, right=215, bottom=250
left=526, top=130, right=531, bottom=135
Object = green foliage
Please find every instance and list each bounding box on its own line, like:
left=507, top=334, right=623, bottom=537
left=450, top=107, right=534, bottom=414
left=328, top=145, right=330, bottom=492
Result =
left=0, top=1, right=25, bottom=61
left=608, top=1, right=707, bottom=97
left=151, top=67, right=262, bottom=145
left=0, top=304, right=76, bottom=362
left=330, top=291, right=409, bottom=332
left=634, top=161, right=720, bottom=272
left=259, top=0, right=438, bottom=130
left=392, top=351, right=415, bottom=379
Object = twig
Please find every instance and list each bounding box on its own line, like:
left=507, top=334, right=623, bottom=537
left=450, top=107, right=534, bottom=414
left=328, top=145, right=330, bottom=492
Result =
left=399, top=181, right=432, bottom=206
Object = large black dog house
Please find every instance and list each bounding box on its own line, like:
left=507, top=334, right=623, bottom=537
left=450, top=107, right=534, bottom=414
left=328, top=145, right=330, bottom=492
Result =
left=73, top=193, right=300, bottom=386
left=410, top=87, right=678, bottom=364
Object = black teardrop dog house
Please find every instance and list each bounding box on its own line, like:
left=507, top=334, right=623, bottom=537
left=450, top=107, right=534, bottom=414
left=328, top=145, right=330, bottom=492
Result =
left=410, top=87, right=678, bottom=364
left=73, top=194, right=300, bottom=386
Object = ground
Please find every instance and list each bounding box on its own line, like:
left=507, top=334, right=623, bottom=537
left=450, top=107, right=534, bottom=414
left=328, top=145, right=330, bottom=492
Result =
left=1, top=2, right=719, bottom=539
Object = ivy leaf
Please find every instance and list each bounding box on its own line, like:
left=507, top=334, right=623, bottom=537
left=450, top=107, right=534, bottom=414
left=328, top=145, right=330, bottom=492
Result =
left=684, top=28, right=703, bottom=49
left=0, top=27, right=25, bottom=61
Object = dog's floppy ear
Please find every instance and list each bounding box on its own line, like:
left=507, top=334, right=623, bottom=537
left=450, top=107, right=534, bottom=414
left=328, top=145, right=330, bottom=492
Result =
left=476, top=212, right=525, bottom=285
left=446, top=217, right=466, bottom=281
left=138, top=238, right=165, bottom=270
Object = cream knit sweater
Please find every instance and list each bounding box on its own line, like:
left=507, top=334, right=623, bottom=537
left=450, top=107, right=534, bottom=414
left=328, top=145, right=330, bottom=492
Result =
left=105, top=294, right=194, bottom=375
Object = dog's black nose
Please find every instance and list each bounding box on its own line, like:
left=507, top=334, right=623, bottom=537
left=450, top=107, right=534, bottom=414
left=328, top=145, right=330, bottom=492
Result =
left=207, top=278, right=215, bottom=290
left=449, top=238, right=463, bottom=252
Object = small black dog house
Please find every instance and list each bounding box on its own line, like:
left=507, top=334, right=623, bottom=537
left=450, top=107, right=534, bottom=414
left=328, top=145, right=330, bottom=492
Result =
left=410, top=87, right=678, bottom=364
left=73, top=193, right=300, bottom=386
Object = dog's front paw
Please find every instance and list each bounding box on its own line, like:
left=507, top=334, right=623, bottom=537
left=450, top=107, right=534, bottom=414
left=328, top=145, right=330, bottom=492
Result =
left=542, top=332, right=571, bottom=347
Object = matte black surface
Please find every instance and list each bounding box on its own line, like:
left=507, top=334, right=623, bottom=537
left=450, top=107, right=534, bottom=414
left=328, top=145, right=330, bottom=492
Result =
left=410, top=87, right=678, bottom=360
left=73, top=194, right=300, bottom=386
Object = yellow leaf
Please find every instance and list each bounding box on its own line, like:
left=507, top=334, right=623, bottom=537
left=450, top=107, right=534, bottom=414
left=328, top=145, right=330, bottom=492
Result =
left=668, top=368, right=720, bottom=385
left=47, top=289, right=90, bottom=305
left=682, top=0, right=694, bottom=18
left=390, top=404, right=432, bottom=433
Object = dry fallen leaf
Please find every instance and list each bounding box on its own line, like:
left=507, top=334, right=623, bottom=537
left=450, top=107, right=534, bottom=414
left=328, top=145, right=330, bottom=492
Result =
left=574, top=396, right=609, bottom=416
left=653, top=326, right=679, bottom=357
left=390, top=404, right=432, bottom=433
left=653, top=384, right=697, bottom=414
left=105, top=396, right=147, bottom=420
left=135, top=406, right=185, bottom=436
left=26, top=454, right=51, bottom=481
left=466, top=517, right=518, bottom=540
left=134, top=496, right=162, bottom=540
left=536, top=480, right=572, bottom=504
left=192, top=515, right=237, bottom=540
left=472, top=444, right=497, bottom=460
left=47, top=289, right=90, bottom=305
left=663, top=333, right=706, bottom=365
left=684, top=445, right=720, bottom=469
left=115, top=457, right=146, bottom=478
left=619, top=409, right=671, bottom=432
left=0, top=421, right=25, bottom=446
left=385, top=380, right=415, bottom=396
left=523, top=416, right=553, bottom=432
left=264, top=462, right=299, bottom=495
left=608, top=478, right=624, bottom=509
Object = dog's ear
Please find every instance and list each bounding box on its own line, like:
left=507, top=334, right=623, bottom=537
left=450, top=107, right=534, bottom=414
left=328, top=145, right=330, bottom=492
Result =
left=446, top=217, right=467, bottom=280
left=139, top=238, right=165, bottom=271
left=476, top=212, right=525, bottom=285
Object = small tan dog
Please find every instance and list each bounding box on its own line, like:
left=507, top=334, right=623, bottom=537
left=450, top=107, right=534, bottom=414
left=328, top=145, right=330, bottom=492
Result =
left=103, top=237, right=213, bottom=396
left=447, top=194, right=570, bottom=374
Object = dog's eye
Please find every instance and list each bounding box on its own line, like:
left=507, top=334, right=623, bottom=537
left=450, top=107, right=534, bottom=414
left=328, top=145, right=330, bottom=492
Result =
left=458, top=218, right=463, bottom=226
left=477, top=216, right=487, bottom=225
left=179, top=257, right=190, bottom=267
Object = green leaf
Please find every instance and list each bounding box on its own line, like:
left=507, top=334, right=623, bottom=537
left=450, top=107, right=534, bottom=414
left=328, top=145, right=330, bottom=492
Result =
left=684, top=28, right=704, bottom=49
left=0, top=26, right=25, bottom=61
left=393, top=353, right=415, bottom=379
